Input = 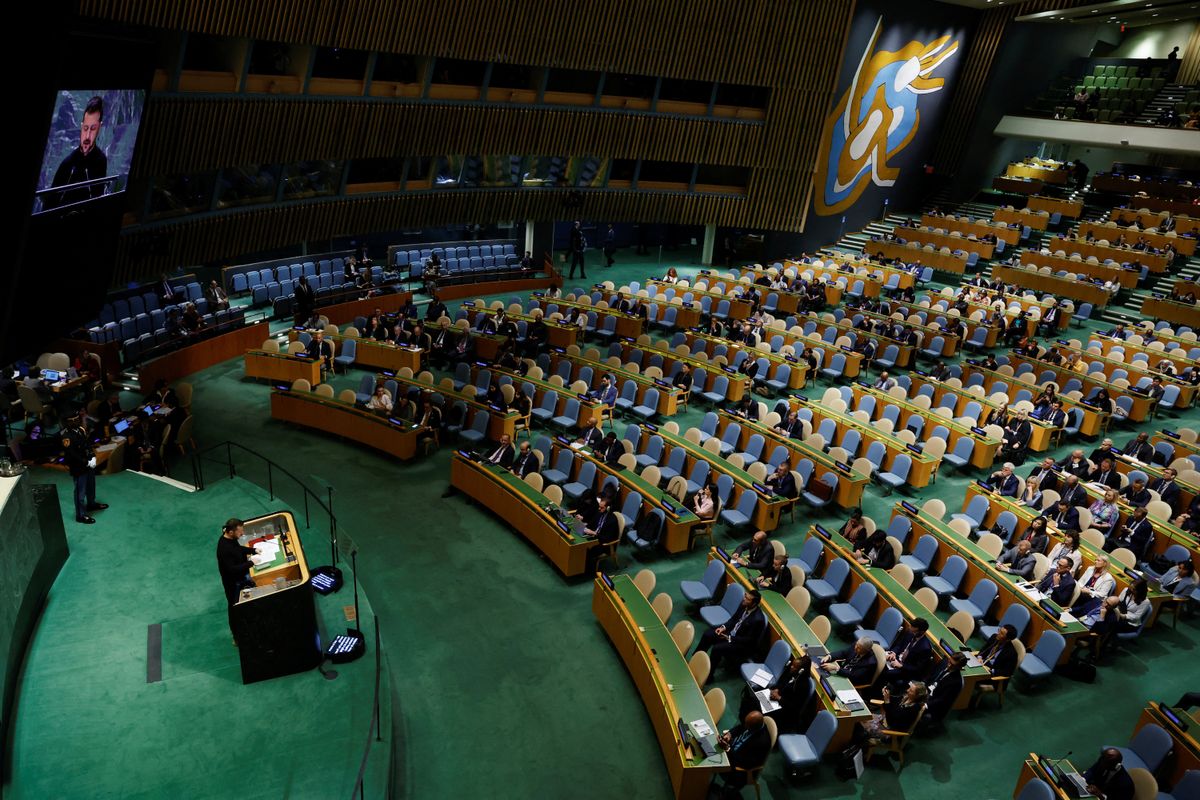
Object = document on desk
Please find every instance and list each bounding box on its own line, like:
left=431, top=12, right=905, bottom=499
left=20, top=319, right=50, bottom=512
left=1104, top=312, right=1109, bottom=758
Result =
left=251, top=540, right=280, bottom=565
left=749, top=668, right=774, bottom=689
left=836, top=688, right=865, bottom=711
left=754, top=689, right=781, bottom=714
left=689, top=719, right=714, bottom=738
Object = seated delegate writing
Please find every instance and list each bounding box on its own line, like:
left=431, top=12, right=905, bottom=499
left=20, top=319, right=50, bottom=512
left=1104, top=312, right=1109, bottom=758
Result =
left=820, top=637, right=878, bottom=685
left=732, top=531, right=774, bottom=572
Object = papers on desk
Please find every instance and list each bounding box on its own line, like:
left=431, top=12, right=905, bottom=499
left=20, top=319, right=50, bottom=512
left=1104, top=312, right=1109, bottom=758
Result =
left=754, top=689, right=781, bottom=714
left=251, top=539, right=280, bottom=566
left=1017, top=582, right=1042, bottom=598
left=749, top=668, right=774, bottom=689
left=836, top=688, right=866, bottom=712
left=570, top=442, right=585, bottom=450
left=1059, top=611, right=1079, bottom=624
left=966, top=653, right=984, bottom=668
left=689, top=719, right=714, bottom=738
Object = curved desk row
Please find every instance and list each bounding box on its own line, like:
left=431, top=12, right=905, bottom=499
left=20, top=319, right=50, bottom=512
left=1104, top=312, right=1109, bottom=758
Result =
left=270, top=389, right=420, bottom=460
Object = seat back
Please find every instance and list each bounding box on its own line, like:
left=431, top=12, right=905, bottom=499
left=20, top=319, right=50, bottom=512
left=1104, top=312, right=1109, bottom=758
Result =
left=720, top=583, right=746, bottom=616
left=822, top=558, right=850, bottom=593
left=1032, top=629, right=1066, bottom=665
left=1128, top=723, right=1174, bottom=773
left=941, top=555, right=969, bottom=588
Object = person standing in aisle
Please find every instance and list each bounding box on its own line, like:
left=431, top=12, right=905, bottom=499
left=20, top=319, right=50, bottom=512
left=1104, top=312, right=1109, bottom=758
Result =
left=61, top=410, right=106, bottom=524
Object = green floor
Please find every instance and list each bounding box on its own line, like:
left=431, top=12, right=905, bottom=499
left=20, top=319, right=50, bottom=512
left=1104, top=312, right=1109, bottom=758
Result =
left=9, top=246, right=1200, bottom=799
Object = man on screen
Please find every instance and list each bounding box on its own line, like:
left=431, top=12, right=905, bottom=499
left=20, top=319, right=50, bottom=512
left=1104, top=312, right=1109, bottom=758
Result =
left=47, top=95, right=107, bottom=208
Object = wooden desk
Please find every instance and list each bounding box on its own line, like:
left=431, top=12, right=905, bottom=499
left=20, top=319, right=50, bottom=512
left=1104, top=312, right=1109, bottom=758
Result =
left=886, top=302, right=1001, bottom=348
left=992, top=176, right=1044, bottom=195
left=312, top=290, right=414, bottom=326
left=1142, top=297, right=1200, bottom=330
left=994, top=207, right=1051, bottom=230
left=1027, top=195, right=1083, bottom=219
left=450, top=454, right=596, bottom=575
left=615, top=341, right=750, bottom=402
left=709, top=551, right=872, bottom=750
left=270, top=389, right=419, bottom=460
left=1133, top=703, right=1200, bottom=788
left=1006, top=162, right=1069, bottom=184
left=955, top=362, right=1109, bottom=436
left=725, top=264, right=865, bottom=305
left=990, top=266, right=1113, bottom=308
left=483, top=365, right=605, bottom=430
left=680, top=332, right=809, bottom=391
left=1112, top=207, right=1200, bottom=236
left=534, top=296, right=645, bottom=340
left=921, top=290, right=1067, bottom=329
left=593, top=574, right=728, bottom=800
left=805, top=526, right=991, bottom=709
left=1020, top=251, right=1140, bottom=289
left=905, top=373, right=1057, bottom=452
left=848, top=383, right=1001, bottom=469
left=922, top=214, right=1021, bottom=245
left=286, top=330, right=423, bottom=374
left=1059, top=344, right=1196, bottom=408
left=1015, top=754, right=1081, bottom=800
left=773, top=398, right=939, bottom=488
left=786, top=256, right=918, bottom=297
left=1077, top=221, right=1196, bottom=257
left=804, top=314, right=916, bottom=370
left=894, top=226, right=995, bottom=259
left=714, top=412, right=869, bottom=509
left=389, top=373, right=519, bottom=441
left=464, top=305, right=579, bottom=350
left=548, top=352, right=683, bottom=417
left=631, top=422, right=788, bottom=532
left=1133, top=197, right=1200, bottom=219
left=863, top=240, right=967, bottom=275
left=551, top=439, right=698, bottom=553
left=844, top=307, right=960, bottom=357
left=895, top=504, right=1089, bottom=662
left=964, top=483, right=1175, bottom=627
left=1092, top=173, right=1200, bottom=201
left=472, top=332, right=509, bottom=362
left=1004, top=352, right=1155, bottom=421
left=244, top=350, right=323, bottom=385
left=1049, top=236, right=1170, bottom=272
left=138, top=321, right=268, bottom=393
left=646, top=280, right=750, bottom=323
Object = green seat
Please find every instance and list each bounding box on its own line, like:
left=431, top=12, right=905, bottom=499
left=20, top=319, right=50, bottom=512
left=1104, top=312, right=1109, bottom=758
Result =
left=1098, top=109, right=1112, bottom=122
left=1093, top=65, right=1106, bottom=77
left=1114, top=66, right=1128, bottom=78
left=1083, top=75, right=1096, bottom=88
left=1063, top=106, right=1076, bottom=119
left=1128, top=77, right=1141, bottom=90
left=1152, top=78, right=1165, bottom=91
left=1103, top=65, right=1116, bottom=78
left=1150, top=66, right=1163, bottom=79
left=1116, top=77, right=1129, bottom=89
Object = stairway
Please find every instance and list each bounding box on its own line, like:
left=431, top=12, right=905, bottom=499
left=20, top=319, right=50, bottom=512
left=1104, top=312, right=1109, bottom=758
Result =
left=1133, top=83, right=1199, bottom=126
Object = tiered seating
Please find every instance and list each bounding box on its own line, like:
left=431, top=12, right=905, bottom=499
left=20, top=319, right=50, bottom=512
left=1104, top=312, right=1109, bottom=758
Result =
left=397, top=242, right=520, bottom=284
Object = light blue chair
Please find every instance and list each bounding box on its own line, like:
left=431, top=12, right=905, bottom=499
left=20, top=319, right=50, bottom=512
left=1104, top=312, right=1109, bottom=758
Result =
left=921, top=555, right=967, bottom=601
left=878, top=453, right=912, bottom=494
left=829, top=582, right=878, bottom=628
left=856, top=606, right=903, bottom=649
left=699, top=582, right=744, bottom=628
left=1158, top=769, right=1200, bottom=800
left=632, top=388, right=660, bottom=420
left=563, top=461, right=598, bottom=502
left=949, top=579, right=997, bottom=621
left=778, top=710, right=837, bottom=774
left=458, top=412, right=490, bottom=446
left=636, top=435, right=665, bottom=471
left=719, top=491, right=759, bottom=531
left=796, top=537, right=823, bottom=576
left=659, top=447, right=687, bottom=484
left=807, top=558, right=850, bottom=604
left=980, top=603, right=1031, bottom=641
left=942, top=437, right=975, bottom=471
left=1016, top=779, right=1054, bottom=800
left=1018, top=630, right=1066, bottom=687
left=802, top=473, right=838, bottom=509
left=680, top=560, right=726, bottom=604
left=950, top=495, right=990, bottom=534
left=900, top=534, right=939, bottom=579
left=552, top=398, right=581, bottom=430
left=542, top=449, right=574, bottom=485
left=740, top=638, right=793, bottom=688
left=1106, top=723, right=1174, bottom=773
left=333, top=337, right=356, bottom=373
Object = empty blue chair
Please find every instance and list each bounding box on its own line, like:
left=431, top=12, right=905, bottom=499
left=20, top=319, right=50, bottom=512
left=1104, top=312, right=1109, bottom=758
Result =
left=354, top=374, right=376, bottom=404
left=563, top=461, right=598, bottom=502
left=636, top=435, right=665, bottom=470
left=920, top=336, right=944, bottom=360
left=659, top=447, right=686, bottom=483
left=333, top=337, right=356, bottom=373
left=950, top=494, right=990, bottom=534
left=717, top=423, right=741, bottom=457
left=899, top=534, right=938, bottom=579
left=829, top=582, right=877, bottom=628
left=699, top=582, right=744, bottom=628
left=922, top=555, right=967, bottom=600
left=877, top=453, right=912, bottom=494
left=702, top=375, right=729, bottom=405
left=950, top=579, right=997, bottom=621
left=802, top=473, right=838, bottom=509
left=542, top=449, right=574, bottom=485
left=856, top=606, right=903, bottom=649
left=874, top=344, right=900, bottom=371
left=820, top=353, right=846, bottom=382
left=680, top=560, right=726, bottom=604
left=778, top=710, right=837, bottom=773
left=552, top=398, right=581, bottom=430
left=531, top=391, right=558, bottom=424
left=942, top=437, right=975, bottom=471
left=683, top=460, right=711, bottom=495
left=614, top=380, right=638, bottom=413
left=740, top=638, right=793, bottom=688
left=807, top=558, right=850, bottom=604
left=1016, top=779, right=1054, bottom=800
left=1106, top=724, right=1174, bottom=773
left=719, top=490, right=758, bottom=530
left=980, top=603, right=1031, bottom=642
left=735, top=433, right=765, bottom=466
left=1018, top=630, right=1066, bottom=686
left=632, top=388, right=659, bottom=420
left=765, top=363, right=791, bottom=394
left=865, top=441, right=888, bottom=472
left=458, top=411, right=490, bottom=446
left=1158, top=770, right=1200, bottom=800
left=796, top=537, right=823, bottom=575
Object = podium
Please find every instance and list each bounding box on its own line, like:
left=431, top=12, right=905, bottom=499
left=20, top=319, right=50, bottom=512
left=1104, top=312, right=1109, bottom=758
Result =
left=231, top=511, right=321, bottom=684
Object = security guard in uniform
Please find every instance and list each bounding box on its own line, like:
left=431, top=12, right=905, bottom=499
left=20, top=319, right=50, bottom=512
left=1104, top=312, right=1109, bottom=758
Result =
left=61, top=410, right=107, bottom=524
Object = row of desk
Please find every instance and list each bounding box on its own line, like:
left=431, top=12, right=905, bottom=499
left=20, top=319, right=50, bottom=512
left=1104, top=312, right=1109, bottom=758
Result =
left=1142, top=296, right=1200, bottom=329
left=1019, top=251, right=1140, bottom=290
left=990, top=266, right=1113, bottom=308
left=1112, top=207, right=1200, bottom=235
left=921, top=213, right=1022, bottom=245
left=864, top=240, right=968, bottom=275
left=893, top=226, right=996, bottom=259
left=994, top=207, right=1052, bottom=230
left=1048, top=235, right=1170, bottom=272
left=1076, top=221, right=1196, bottom=257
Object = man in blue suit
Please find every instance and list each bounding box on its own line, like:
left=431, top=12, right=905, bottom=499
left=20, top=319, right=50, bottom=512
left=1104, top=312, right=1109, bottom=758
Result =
left=985, top=462, right=1020, bottom=497
left=1036, top=557, right=1077, bottom=605
left=1040, top=499, right=1081, bottom=534
left=883, top=618, right=932, bottom=687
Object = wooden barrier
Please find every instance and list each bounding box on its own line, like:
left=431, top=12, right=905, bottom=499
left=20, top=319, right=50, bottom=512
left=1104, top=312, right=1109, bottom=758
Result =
left=138, top=321, right=269, bottom=393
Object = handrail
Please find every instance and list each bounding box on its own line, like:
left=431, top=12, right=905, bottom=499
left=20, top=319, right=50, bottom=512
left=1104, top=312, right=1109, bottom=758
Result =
left=189, top=440, right=338, bottom=565
left=351, top=615, right=384, bottom=800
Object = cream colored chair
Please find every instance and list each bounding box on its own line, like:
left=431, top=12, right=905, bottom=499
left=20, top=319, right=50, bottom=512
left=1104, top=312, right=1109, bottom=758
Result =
left=633, top=568, right=656, bottom=597
left=651, top=592, right=673, bottom=624
left=671, top=620, right=695, bottom=654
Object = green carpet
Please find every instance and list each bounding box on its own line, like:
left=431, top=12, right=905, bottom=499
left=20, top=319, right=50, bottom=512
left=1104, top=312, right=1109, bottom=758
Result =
left=5, top=471, right=390, bottom=800
left=10, top=245, right=1199, bottom=799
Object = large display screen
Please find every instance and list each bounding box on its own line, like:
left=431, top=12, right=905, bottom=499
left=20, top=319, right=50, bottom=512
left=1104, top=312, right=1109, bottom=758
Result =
left=33, top=88, right=145, bottom=214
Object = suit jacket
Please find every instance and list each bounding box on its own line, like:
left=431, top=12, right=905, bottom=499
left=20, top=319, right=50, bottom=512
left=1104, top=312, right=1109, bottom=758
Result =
left=589, top=509, right=620, bottom=545
left=1113, top=516, right=1154, bottom=558
left=765, top=471, right=798, bottom=499
left=999, top=546, right=1037, bottom=579
left=1002, top=421, right=1032, bottom=451
left=827, top=646, right=878, bottom=686
left=1122, top=486, right=1152, bottom=507
left=888, top=631, right=933, bottom=681
left=1150, top=478, right=1180, bottom=510
left=511, top=451, right=539, bottom=478
left=725, top=721, right=772, bottom=771
left=578, top=426, right=604, bottom=448
left=1044, top=408, right=1067, bottom=428
left=1082, top=758, right=1135, bottom=800
left=989, top=473, right=1020, bottom=497
left=1121, top=440, right=1153, bottom=461
left=484, top=442, right=515, bottom=468
left=977, top=634, right=1018, bottom=677
left=1059, top=458, right=1091, bottom=479
left=1027, top=467, right=1060, bottom=493
left=1037, top=570, right=1077, bottom=605
left=306, top=339, right=333, bottom=366
left=735, top=540, right=775, bottom=573
left=863, top=541, right=897, bottom=570
left=925, top=664, right=965, bottom=721
left=1057, top=483, right=1088, bottom=508
left=1089, top=467, right=1121, bottom=489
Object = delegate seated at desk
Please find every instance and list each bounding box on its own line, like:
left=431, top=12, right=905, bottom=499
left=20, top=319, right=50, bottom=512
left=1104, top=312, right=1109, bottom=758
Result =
left=1082, top=747, right=1135, bottom=800
left=1036, top=558, right=1077, bottom=605
left=511, top=441, right=539, bottom=479
left=732, top=531, right=774, bottom=572
left=820, top=637, right=878, bottom=685
left=714, top=710, right=772, bottom=795
left=763, top=460, right=798, bottom=499
left=696, top=590, right=767, bottom=675
left=306, top=331, right=334, bottom=372
left=985, top=463, right=1019, bottom=496
left=755, top=554, right=792, bottom=594
left=883, top=618, right=933, bottom=687
left=997, top=540, right=1037, bottom=579
left=481, top=434, right=515, bottom=468
left=737, top=653, right=813, bottom=733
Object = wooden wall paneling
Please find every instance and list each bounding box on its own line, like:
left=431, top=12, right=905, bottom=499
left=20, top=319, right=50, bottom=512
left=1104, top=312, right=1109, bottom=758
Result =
left=1178, top=22, right=1200, bottom=87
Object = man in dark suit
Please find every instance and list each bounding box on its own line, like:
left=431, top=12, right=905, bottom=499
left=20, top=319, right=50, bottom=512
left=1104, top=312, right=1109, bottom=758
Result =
left=1147, top=376, right=1166, bottom=408
left=482, top=434, right=515, bottom=468
left=1040, top=400, right=1067, bottom=429
left=568, top=220, right=587, bottom=280
left=1027, top=457, right=1060, bottom=493
left=306, top=330, right=334, bottom=374
left=1058, top=449, right=1091, bottom=479
left=293, top=275, right=315, bottom=326
left=976, top=623, right=1019, bottom=679
left=997, top=540, right=1037, bottom=579
left=596, top=432, right=625, bottom=467
left=1083, top=748, right=1135, bottom=800
left=61, top=411, right=107, bottom=524
left=985, top=462, right=1020, bottom=496
left=582, top=494, right=619, bottom=546
left=764, top=461, right=798, bottom=499
left=999, top=414, right=1032, bottom=462
left=924, top=652, right=967, bottom=723
left=883, top=618, right=933, bottom=686
left=1120, top=432, right=1154, bottom=461
left=820, top=637, right=878, bottom=685
left=1041, top=499, right=1081, bottom=535
left=510, top=441, right=539, bottom=478
left=1088, top=439, right=1116, bottom=466
left=1088, top=458, right=1122, bottom=490
left=716, top=710, right=772, bottom=794
left=1037, top=557, right=1078, bottom=605
left=1107, top=506, right=1155, bottom=560
left=774, top=410, right=804, bottom=439
left=1150, top=467, right=1181, bottom=512
left=576, top=417, right=604, bottom=448
left=732, top=531, right=775, bottom=572
left=1121, top=478, right=1152, bottom=508
left=696, top=590, right=767, bottom=673
left=1057, top=474, right=1088, bottom=508
left=672, top=363, right=693, bottom=392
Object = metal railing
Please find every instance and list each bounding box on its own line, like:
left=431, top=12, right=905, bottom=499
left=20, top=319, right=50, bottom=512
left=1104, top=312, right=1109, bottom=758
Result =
left=187, top=441, right=391, bottom=798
